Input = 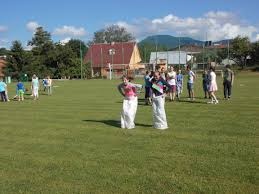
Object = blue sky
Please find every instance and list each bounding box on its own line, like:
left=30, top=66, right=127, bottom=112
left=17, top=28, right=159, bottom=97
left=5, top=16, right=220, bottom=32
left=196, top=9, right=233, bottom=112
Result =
left=1, top=0, right=259, bottom=48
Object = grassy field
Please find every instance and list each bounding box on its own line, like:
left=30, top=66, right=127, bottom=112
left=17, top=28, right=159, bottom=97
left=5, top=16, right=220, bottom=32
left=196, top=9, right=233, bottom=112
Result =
left=0, top=72, right=258, bottom=193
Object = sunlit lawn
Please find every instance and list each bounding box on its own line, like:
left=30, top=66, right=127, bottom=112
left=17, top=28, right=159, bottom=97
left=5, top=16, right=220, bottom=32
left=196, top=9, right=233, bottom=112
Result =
left=0, top=71, right=258, bottom=193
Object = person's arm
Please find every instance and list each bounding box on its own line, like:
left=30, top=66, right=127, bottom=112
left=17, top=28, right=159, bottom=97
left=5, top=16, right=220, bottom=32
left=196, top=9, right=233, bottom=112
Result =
left=161, top=78, right=171, bottom=88
left=192, top=71, right=196, bottom=80
left=130, top=83, right=142, bottom=90
left=117, top=83, right=125, bottom=97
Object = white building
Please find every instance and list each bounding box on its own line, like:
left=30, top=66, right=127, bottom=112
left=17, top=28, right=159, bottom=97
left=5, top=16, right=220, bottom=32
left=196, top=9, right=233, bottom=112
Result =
left=149, top=51, right=192, bottom=69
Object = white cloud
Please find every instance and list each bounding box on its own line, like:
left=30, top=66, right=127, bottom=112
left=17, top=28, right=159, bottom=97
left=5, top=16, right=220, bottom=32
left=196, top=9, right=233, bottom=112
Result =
left=0, top=39, right=9, bottom=48
left=0, top=25, right=8, bottom=32
left=256, top=34, right=259, bottom=41
left=60, top=37, right=71, bottom=45
left=26, top=21, right=40, bottom=32
left=115, top=11, right=259, bottom=41
left=24, top=45, right=34, bottom=51
left=53, top=26, right=86, bottom=37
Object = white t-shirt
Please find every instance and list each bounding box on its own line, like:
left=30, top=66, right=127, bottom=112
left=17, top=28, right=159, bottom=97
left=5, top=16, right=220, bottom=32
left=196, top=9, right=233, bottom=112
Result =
left=32, top=78, right=39, bottom=88
left=167, top=71, right=176, bottom=85
left=47, top=78, right=52, bottom=86
left=187, top=71, right=195, bottom=84
left=210, top=71, right=217, bottom=84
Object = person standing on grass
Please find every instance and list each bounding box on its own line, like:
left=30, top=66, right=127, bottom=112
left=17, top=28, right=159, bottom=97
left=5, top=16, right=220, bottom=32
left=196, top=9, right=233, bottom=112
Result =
left=46, top=76, right=52, bottom=95
left=144, top=71, right=152, bottom=105
left=223, top=64, right=234, bottom=100
left=186, top=65, right=196, bottom=101
left=118, top=75, right=142, bottom=129
left=207, top=66, right=219, bottom=104
left=167, top=66, right=177, bottom=101
left=176, top=69, right=183, bottom=100
left=202, top=69, right=210, bottom=98
left=16, top=79, right=25, bottom=101
left=151, top=71, right=171, bottom=130
left=31, top=74, right=39, bottom=100
left=42, top=77, right=48, bottom=92
left=0, top=77, right=8, bottom=102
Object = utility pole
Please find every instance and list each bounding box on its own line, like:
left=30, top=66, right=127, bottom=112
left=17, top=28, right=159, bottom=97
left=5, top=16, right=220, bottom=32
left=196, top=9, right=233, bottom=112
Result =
left=227, top=39, right=230, bottom=65
left=80, top=41, right=83, bottom=79
left=178, top=36, right=181, bottom=70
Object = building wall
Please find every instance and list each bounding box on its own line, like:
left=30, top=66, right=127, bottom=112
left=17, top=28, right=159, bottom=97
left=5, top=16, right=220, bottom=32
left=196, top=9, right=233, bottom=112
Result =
left=0, top=59, right=6, bottom=77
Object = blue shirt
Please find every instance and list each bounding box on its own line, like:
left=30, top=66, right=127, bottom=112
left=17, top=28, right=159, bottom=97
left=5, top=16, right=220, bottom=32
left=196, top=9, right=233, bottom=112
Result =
left=0, top=81, right=7, bottom=92
left=17, top=82, right=25, bottom=91
left=144, top=75, right=152, bottom=87
left=176, top=74, right=183, bottom=84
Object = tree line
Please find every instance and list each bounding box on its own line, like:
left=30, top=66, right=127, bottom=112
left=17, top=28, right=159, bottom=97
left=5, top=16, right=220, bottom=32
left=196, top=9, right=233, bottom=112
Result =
left=1, top=25, right=259, bottom=81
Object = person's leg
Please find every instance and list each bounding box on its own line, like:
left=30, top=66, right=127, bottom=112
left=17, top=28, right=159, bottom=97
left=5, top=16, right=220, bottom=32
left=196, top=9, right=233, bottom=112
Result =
left=203, top=83, right=207, bottom=98
left=1, top=91, right=7, bottom=102
left=210, top=92, right=218, bottom=104
left=227, top=81, right=232, bottom=99
left=177, top=85, right=180, bottom=99
left=0, top=91, right=4, bottom=101
left=187, top=83, right=191, bottom=99
left=21, top=91, right=24, bottom=101
left=169, top=91, right=172, bottom=101
left=223, top=81, right=227, bottom=99
left=190, top=83, right=194, bottom=100
left=172, top=85, right=176, bottom=101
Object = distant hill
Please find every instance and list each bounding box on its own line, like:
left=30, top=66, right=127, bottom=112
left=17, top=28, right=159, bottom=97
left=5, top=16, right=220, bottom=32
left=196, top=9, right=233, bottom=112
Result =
left=138, top=35, right=232, bottom=49
left=139, top=35, right=204, bottom=49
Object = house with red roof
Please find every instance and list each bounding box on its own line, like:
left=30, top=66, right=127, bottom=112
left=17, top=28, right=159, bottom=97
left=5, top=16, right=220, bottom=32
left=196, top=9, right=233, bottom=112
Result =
left=0, top=56, right=6, bottom=77
left=84, top=42, right=144, bottom=78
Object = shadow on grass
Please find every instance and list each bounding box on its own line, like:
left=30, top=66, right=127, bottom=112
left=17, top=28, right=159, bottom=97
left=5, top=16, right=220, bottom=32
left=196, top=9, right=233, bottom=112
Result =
left=82, top=119, right=152, bottom=128
left=178, top=99, right=207, bottom=104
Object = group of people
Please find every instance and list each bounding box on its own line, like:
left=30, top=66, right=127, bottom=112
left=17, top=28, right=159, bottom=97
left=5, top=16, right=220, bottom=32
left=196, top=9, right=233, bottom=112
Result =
left=0, top=74, right=53, bottom=102
left=202, top=64, right=234, bottom=103
left=117, top=65, right=234, bottom=130
left=118, top=72, right=170, bottom=130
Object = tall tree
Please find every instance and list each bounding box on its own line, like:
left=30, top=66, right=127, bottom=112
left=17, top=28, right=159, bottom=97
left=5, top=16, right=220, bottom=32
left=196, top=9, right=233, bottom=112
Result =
left=28, top=27, right=52, bottom=47
left=66, top=39, right=88, bottom=58
left=91, top=25, right=135, bottom=44
left=250, top=41, right=259, bottom=66
left=5, top=41, right=29, bottom=79
left=28, top=27, right=55, bottom=77
left=231, top=36, right=251, bottom=68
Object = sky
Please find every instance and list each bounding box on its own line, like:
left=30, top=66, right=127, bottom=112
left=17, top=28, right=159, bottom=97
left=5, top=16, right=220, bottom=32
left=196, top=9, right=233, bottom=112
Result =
left=1, top=0, right=259, bottom=49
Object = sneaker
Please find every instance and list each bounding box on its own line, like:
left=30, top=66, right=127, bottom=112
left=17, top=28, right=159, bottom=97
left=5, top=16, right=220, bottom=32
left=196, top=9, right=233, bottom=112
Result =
left=214, top=100, right=219, bottom=104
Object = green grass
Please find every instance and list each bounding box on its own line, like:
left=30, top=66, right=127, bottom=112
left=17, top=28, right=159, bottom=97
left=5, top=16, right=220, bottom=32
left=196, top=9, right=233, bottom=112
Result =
left=0, top=72, right=258, bottom=193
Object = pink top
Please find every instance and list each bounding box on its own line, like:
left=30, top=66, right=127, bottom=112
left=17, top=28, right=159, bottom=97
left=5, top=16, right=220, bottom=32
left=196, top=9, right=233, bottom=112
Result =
left=123, top=84, right=137, bottom=97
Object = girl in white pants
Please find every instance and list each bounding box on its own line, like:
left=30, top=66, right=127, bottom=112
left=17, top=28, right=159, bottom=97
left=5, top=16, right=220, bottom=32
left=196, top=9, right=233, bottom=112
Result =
left=151, top=72, right=171, bottom=130
left=117, top=76, right=142, bottom=129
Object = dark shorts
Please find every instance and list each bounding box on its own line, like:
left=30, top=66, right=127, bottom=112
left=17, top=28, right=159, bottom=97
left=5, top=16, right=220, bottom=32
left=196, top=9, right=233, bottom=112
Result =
left=145, top=86, right=151, bottom=98
left=203, top=83, right=208, bottom=92
left=187, top=83, right=194, bottom=91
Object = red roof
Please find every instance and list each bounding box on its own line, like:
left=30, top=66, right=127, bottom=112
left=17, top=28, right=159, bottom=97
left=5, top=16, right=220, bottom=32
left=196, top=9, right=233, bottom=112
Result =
left=84, top=42, right=136, bottom=68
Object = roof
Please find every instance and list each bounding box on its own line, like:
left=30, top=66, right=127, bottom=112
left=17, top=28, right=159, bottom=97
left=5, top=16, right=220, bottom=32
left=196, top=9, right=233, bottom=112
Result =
left=84, top=42, right=136, bottom=68
left=149, top=51, right=190, bottom=64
